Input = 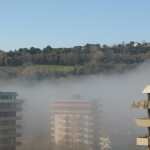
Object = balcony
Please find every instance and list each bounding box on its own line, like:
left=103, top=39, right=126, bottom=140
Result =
left=0, top=116, right=22, bottom=121
left=0, top=108, right=22, bottom=112
left=50, top=104, right=91, bottom=107
left=0, top=99, right=24, bottom=103
left=58, top=116, right=65, bottom=119
left=130, top=101, right=150, bottom=109
left=49, top=110, right=91, bottom=114
left=69, top=122, right=78, bottom=126
left=70, top=141, right=78, bottom=144
left=58, top=134, right=65, bottom=137
left=0, top=133, right=21, bottom=138
left=135, top=118, right=150, bottom=127
left=0, top=142, right=22, bottom=147
left=70, top=128, right=78, bottom=132
left=58, top=128, right=65, bottom=131
left=0, top=125, right=22, bottom=129
left=58, top=140, right=65, bottom=144
left=70, top=134, right=78, bottom=138
left=70, top=116, right=78, bottom=120
left=136, top=138, right=149, bottom=146
left=58, top=122, right=65, bottom=125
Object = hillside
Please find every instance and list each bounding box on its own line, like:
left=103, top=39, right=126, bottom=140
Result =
left=0, top=41, right=150, bottom=80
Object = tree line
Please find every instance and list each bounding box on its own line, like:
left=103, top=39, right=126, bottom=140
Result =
left=0, top=41, right=150, bottom=80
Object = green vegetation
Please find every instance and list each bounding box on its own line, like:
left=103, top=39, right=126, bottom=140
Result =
left=1, top=41, right=150, bottom=80
left=34, top=65, right=74, bottom=72
left=0, top=65, right=76, bottom=80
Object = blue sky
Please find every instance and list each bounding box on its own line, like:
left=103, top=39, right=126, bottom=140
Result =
left=0, top=0, right=150, bottom=51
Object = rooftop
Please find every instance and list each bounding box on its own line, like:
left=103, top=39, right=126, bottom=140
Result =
left=142, top=85, right=150, bottom=94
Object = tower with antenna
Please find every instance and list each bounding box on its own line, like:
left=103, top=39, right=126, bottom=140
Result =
left=131, top=85, right=150, bottom=150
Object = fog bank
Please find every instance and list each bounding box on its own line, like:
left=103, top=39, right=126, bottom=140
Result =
left=1, top=60, right=150, bottom=149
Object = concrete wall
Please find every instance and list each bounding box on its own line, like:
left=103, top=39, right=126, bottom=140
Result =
left=136, top=138, right=148, bottom=146
left=135, top=118, right=150, bottom=127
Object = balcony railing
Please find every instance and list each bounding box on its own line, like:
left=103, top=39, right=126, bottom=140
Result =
left=0, top=142, right=22, bottom=147
left=0, top=99, right=24, bottom=103
left=135, top=118, right=150, bottom=127
left=0, top=108, right=22, bottom=112
left=130, top=100, right=150, bottom=109
left=0, top=125, right=22, bottom=129
left=49, top=110, right=91, bottom=114
left=0, top=117, right=22, bottom=121
left=136, top=137, right=149, bottom=146
left=50, top=104, right=91, bottom=107
left=0, top=133, right=21, bottom=138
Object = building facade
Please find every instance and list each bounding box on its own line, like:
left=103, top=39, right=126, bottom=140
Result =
left=0, top=92, right=24, bottom=150
left=50, top=99, right=101, bottom=150
left=131, top=85, right=150, bottom=150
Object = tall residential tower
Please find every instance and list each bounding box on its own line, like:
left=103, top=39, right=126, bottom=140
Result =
left=0, top=92, right=24, bottom=150
left=50, top=99, right=102, bottom=150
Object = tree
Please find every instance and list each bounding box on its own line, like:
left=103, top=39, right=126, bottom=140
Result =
left=29, top=47, right=41, bottom=55
left=0, top=51, right=7, bottom=66
left=18, top=48, right=29, bottom=55
left=43, top=45, right=52, bottom=53
left=129, top=41, right=134, bottom=47
left=102, top=44, right=108, bottom=49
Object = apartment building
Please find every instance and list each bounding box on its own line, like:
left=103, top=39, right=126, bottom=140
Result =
left=50, top=99, right=101, bottom=150
left=131, top=85, right=150, bottom=150
left=0, top=92, right=24, bottom=150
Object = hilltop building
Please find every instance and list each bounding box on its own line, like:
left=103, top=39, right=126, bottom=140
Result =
left=133, top=42, right=139, bottom=47
left=0, top=92, right=24, bottom=150
left=131, top=85, right=150, bottom=150
left=50, top=99, right=102, bottom=150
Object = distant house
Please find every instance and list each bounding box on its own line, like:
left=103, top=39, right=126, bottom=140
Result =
left=133, top=42, right=139, bottom=47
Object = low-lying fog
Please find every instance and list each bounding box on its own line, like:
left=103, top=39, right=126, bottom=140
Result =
left=1, top=61, right=150, bottom=149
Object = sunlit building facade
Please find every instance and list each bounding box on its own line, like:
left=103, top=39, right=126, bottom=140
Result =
left=0, top=92, right=24, bottom=150
left=131, top=85, right=150, bottom=150
left=50, top=99, right=101, bottom=150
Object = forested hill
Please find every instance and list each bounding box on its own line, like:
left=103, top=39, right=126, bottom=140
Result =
left=0, top=41, right=150, bottom=80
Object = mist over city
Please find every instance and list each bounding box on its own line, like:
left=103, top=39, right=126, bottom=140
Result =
left=0, top=60, right=150, bottom=150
